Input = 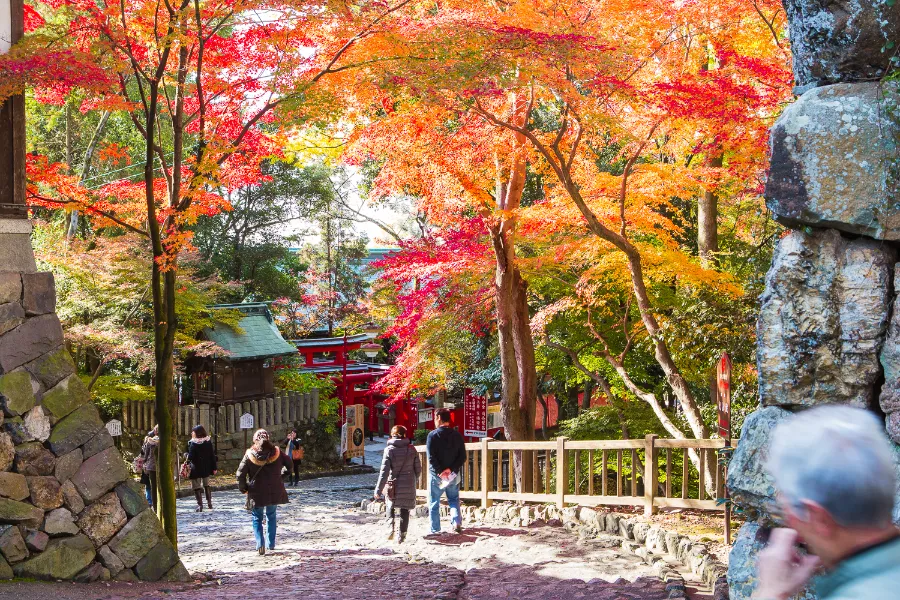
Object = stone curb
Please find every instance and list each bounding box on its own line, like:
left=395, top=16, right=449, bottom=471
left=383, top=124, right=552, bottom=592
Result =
left=174, top=465, right=375, bottom=499
left=359, top=499, right=728, bottom=598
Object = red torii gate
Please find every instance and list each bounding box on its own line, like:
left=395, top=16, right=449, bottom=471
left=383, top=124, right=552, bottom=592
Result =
left=293, top=334, right=390, bottom=433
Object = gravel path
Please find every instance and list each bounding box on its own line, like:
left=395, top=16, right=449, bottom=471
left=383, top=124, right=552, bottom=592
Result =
left=0, top=469, right=676, bottom=600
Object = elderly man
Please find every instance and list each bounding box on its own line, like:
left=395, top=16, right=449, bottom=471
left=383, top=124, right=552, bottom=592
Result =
left=754, top=405, right=900, bottom=600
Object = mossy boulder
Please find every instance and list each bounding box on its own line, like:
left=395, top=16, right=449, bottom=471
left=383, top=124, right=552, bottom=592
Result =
left=0, top=371, right=36, bottom=416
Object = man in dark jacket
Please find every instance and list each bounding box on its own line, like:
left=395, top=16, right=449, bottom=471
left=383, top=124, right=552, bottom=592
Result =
left=425, top=408, right=466, bottom=534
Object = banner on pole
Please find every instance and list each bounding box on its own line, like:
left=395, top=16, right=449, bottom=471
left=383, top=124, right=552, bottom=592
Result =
left=347, top=404, right=365, bottom=458
left=716, top=352, right=732, bottom=442
left=463, top=390, right=487, bottom=437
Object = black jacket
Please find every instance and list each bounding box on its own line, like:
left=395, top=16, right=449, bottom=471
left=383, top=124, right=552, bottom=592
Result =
left=236, top=446, right=292, bottom=508
left=426, top=426, right=466, bottom=475
left=187, top=439, right=217, bottom=479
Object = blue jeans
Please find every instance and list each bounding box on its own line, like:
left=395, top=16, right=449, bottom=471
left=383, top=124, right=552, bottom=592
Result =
left=251, top=505, right=277, bottom=550
left=428, top=471, right=460, bottom=534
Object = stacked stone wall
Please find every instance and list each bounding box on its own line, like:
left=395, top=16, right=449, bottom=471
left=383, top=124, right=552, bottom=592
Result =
left=728, top=1, right=900, bottom=597
left=0, top=270, right=187, bottom=583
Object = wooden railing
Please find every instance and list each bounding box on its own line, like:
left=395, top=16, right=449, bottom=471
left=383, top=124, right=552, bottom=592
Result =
left=123, top=389, right=320, bottom=436
left=414, top=436, right=734, bottom=515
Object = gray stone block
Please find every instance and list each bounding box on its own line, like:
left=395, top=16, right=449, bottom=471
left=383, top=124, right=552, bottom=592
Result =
left=42, top=374, right=90, bottom=420
left=54, top=448, right=83, bottom=484
left=14, top=441, right=56, bottom=476
left=107, top=509, right=166, bottom=568
left=0, top=497, right=43, bottom=528
left=758, top=229, right=893, bottom=408
left=60, top=480, right=85, bottom=515
left=115, top=480, right=148, bottom=517
left=0, top=370, right=36, bottom=416
left=727, top=407, right=791, bottom=524
left=13, top=534, right=95, bottom=580
left=43, top=507, right=79, bottom=537
left=82, top=427, right=114, bottom=459
left=782, top=0, right=900, bottom=86
left=0, top=472, right=28, bottom=501
left=76, top=492, right=127, bottom=547
left=24, top=529, right=48, bottom=553
left=0, top=314, right=64, bottom=372
left=23, top=346, right=75, bottom=390
left=21, top=273, right=55, bottom=316
left=0, top=525, right=28, bottom=563
left=766, top=83, right=900, bottom=239
left=72, top=446, right=130, bottom=503
left=48, top=403, right=103, bottom=456
left=0, top=273, right=21, bottom=305
left=0, top=302, right=24, bottom=336
left=133, top=538, right=178, bottom=582
left=27, top=475, right=63, bottom=510
left=0, top=433, right=11, bottom=472
left=97, top=544, right=125, bottom=576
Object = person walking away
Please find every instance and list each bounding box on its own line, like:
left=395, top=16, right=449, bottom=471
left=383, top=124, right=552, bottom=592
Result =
left=425, top=408, right=466, bottom=534
left=754, top=405, right=900, bottom=600
left=374, top=425, right=421, bottom=543
left=186, top=425, right=217, bottom=511
left=237, top=429, right=292, bottom=555
left=140, top=426, right=160, bottom=511
left=284, top=429, right=303, bottom=486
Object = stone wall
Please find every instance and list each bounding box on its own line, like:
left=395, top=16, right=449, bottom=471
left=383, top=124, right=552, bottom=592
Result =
left=0, top=268, right=188, bottom=583
left=728, top=2, right=900, bottom=597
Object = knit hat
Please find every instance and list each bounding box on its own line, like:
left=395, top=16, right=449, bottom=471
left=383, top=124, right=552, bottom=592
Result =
left=253, top=429, right=269, bottom=443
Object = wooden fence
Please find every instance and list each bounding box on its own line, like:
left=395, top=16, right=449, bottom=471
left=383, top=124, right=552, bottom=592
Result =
left=123, top=389, right=320, bottom=436
left=414, top=436, right=733, bottom=515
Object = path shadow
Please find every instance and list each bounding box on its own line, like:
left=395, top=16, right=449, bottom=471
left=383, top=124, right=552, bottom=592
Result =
left=423, top=526, right=525, bottom=546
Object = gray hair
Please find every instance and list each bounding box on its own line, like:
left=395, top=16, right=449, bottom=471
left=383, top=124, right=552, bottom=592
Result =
left=768, top=405, right=896, bottom=528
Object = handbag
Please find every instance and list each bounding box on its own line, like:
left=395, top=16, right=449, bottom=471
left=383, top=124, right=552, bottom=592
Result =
left=291, top=446, right=304, bottom=461
left=133, top=456, right=145, bottom=475
left=384, top=447, right=414, bottom=501
left=179, top=458, right=192, bottom=480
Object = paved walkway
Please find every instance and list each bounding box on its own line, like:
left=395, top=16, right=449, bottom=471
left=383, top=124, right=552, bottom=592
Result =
left=0, top=469, right=677, bottom=600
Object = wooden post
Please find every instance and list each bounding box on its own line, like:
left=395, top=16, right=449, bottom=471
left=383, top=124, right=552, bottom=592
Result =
left=644, top=434, right=657, bottom=516
left=556, top=436, right=567, bottom=508
left=480, top=437, right=491, bottom=508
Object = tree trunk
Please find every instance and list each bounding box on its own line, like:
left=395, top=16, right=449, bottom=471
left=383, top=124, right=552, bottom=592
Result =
left=698, top=153, right=722, bottom=266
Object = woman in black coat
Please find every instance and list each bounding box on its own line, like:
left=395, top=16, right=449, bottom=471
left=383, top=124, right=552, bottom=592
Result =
left=186, top=425, right=217, bottom=512
left=236, top=429, right=292, bottom=555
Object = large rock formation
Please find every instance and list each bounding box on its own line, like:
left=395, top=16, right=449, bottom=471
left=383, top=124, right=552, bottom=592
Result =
left=757, top=228, right=894, bottom=408
left=0, top=269, right=189, bottom=582
left=783, top=0, right=900, bottom=87
left=729, top=2, right=900, bottom=598
left=765, top=83, right=900, bottom=239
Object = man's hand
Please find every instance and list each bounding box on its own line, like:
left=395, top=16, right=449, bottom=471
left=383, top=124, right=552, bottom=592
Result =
left=440, top=468, right=451, bottom=479
left=754, top=528, right=821, bottom=600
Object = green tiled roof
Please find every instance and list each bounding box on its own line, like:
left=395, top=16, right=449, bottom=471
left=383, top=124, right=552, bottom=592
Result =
left=204, top=304, right=297, bottom=361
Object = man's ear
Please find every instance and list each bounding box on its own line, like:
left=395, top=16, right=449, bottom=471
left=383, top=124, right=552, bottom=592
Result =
left=803, top=501, right=838, bottom=538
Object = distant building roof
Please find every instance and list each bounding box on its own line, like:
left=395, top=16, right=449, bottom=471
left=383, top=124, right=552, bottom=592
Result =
left=204, top=303, right=298, bottom=361
left=292, top=333, right=372, bottom=349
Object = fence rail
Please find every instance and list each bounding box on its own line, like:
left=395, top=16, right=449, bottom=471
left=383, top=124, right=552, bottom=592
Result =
left=414, top=435, right=734, bottom=515
left=123, top=389, right=320, bottom=437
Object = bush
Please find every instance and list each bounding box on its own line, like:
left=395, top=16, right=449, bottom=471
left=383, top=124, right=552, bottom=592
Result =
left=413, top=428, right=428, bottom=445
left=82, top=375, right=154, bottom=422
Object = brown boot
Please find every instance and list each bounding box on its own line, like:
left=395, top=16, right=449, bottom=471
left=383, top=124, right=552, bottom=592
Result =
left=193, top=489, right=203, bottom=512
left=205, top=487, right=213, bottom=509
